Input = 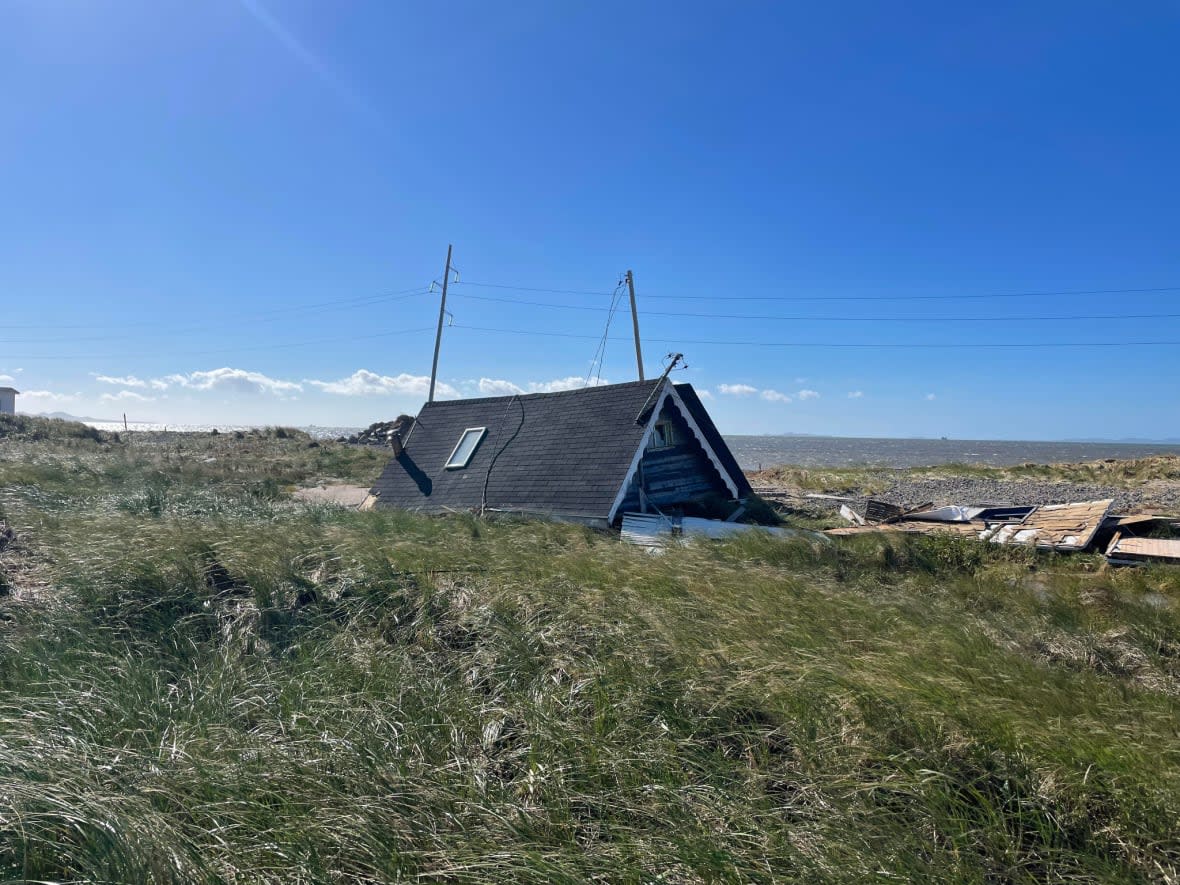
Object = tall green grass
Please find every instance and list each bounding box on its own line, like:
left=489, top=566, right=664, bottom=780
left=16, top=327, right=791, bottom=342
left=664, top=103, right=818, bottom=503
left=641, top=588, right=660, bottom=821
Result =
left=0, top=423, right=1177, bottom=882
left=754, top=454, right=1180, bottom=501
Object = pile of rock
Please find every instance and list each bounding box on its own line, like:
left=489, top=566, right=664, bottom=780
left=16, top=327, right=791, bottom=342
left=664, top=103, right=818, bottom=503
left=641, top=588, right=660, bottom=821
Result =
left=342, top=414, right=414, bottom=448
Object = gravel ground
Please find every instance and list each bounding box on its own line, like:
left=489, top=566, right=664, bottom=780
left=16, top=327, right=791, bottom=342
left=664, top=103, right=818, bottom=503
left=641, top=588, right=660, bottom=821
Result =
left=875, top=477, right=1176, bottom=513
left=754, top=472, right=1180, bottom=519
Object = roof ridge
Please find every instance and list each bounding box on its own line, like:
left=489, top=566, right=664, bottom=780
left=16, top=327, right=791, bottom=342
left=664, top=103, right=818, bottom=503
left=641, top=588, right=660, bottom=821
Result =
left=424, top=379, right=660, bottom=408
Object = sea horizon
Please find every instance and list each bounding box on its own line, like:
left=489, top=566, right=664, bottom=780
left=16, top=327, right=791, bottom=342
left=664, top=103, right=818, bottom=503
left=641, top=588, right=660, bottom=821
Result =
left=67, top=418, right=1180, bottom=471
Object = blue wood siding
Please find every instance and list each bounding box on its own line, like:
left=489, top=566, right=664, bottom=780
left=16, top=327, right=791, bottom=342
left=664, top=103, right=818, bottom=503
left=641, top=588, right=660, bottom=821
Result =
left=617, top=399, right=733, bottom=514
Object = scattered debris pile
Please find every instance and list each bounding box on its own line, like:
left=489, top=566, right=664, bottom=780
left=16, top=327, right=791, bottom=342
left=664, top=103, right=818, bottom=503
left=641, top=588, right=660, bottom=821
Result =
left=828, top=497, right=1180, bottom=565
left=342, top=414, right=414, bottom=448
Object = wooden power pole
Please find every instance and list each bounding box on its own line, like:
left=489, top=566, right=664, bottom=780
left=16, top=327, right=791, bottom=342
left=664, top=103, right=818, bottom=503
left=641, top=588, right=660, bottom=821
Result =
left=625, top=269, right=645, bottom=381
left=428, top=244, right=453, bottom=403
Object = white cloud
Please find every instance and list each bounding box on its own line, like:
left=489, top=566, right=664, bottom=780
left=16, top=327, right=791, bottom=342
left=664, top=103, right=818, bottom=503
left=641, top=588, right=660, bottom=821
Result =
left=20, top=390, right=77, bottom=403
left=796, top=389, right=820, bottom=400
left=100, top=390, right=155, bottom=403
left=478, top=378, right=523, bottom=396
left=697, top=389, right=714, bottom=400
left=476, top=376, right=609, bottom=396
left=925, top=393, right=937, bottom=401
left=718, top=383, right=758, bottom=397
left=94, top=374, right=170, bottom=391
left=532, top=376, right=611, bottom=393
left=305, top=369, right=457, bottom=398
left=0, top=375, right=13, bottom=383
left=847, top=390, right=864, bottom=399
left=794, top=377, right=809, bottom=385
left=759, top=389, right=792, bottom=403
left=167, top=367, right=302, bottom=396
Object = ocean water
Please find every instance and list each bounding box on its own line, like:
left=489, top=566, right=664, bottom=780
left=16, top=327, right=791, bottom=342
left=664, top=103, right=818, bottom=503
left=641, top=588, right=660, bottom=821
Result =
left=85, top=422, right=1180, bottom=470
left=726, top=435, right=1180, bottom=471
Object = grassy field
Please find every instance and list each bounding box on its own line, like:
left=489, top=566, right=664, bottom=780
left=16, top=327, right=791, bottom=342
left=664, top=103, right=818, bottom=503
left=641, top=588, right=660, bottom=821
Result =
left=753, top=454, right=1180, bottom=497
left=2, top=416, right=1179, bottom=883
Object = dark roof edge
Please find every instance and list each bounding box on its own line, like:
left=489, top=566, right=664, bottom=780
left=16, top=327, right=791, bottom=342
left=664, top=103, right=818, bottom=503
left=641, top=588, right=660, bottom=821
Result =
left=419, top=379, right=661, bottom=411
left=674, top=383, right=754, bottom=497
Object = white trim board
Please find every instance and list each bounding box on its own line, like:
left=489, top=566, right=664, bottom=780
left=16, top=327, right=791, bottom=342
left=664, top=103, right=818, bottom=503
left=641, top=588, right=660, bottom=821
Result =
left=666, top=384, right=741, bottom=499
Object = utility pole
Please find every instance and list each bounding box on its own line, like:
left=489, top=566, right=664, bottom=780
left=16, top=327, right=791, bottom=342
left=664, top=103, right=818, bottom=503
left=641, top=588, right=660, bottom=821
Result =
left=428, top=244, right=453, bottom=403
left=625, top=269, right=645, bottom=381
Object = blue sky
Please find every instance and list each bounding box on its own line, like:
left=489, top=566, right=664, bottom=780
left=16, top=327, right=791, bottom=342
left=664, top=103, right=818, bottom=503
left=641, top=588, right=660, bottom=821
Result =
left=2, top=1, right=1178, bottom=438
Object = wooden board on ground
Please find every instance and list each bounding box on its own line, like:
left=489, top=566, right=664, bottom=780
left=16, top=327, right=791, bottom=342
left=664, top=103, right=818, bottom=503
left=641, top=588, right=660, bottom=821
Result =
left=1105, top=534, right=1180, bottom=564
left=827, top=520, right=987, bottom=538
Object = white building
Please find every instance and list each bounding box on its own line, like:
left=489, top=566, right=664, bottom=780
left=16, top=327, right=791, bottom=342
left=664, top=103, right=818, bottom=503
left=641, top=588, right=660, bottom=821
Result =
left=0, top=388, right=18, bottom=415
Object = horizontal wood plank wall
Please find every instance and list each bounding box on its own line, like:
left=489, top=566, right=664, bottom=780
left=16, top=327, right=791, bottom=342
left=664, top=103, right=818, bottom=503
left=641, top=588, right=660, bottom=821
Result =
left=617, top=400, right=731, bottom=514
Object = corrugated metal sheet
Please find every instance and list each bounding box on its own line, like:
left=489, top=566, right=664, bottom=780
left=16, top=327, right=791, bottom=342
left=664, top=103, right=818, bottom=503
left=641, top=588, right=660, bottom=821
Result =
left=620, top=513, right=826, bottom=546
left=906, top=505, right=986, bottom=523
left=620, top=512, right=675, bottom=548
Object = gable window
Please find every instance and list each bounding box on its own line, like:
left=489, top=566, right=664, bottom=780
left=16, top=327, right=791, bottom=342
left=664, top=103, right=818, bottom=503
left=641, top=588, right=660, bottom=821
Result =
left=647, top=420, right=678, bottom=451
left=444, top=427, right=487, bottom=469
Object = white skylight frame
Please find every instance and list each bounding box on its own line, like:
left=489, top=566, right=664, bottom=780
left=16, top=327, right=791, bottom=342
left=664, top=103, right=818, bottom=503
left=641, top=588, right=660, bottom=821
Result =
left=444, top=426, right=487, bottom=469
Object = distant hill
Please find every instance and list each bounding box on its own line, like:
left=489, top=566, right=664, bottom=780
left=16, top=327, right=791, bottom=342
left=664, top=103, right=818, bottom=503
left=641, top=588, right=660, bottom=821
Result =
left=1063, top=437, right=1180, bottom=445
left=30, top=410, right=115, bottom=423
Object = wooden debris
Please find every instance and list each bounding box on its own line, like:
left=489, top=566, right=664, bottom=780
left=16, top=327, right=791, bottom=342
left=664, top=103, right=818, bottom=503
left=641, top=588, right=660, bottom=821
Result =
left=864, top=499, right=905, bottom=523
left=827, top=520, right=987, bottom=538
left=827, top=499, right=1116, bottom=553
left=1105, top=531, right=1180, bottom=564
left=987, top=499, right=1113, bottom=551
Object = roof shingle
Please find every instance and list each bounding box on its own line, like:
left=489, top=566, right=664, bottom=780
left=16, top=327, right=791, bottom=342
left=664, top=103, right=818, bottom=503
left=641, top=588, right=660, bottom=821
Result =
left=370, top=380, right=664, bottom=520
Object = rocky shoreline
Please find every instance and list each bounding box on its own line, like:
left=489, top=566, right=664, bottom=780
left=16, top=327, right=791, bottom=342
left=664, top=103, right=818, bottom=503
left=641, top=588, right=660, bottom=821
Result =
left=338, top=415, right=414, bottom=448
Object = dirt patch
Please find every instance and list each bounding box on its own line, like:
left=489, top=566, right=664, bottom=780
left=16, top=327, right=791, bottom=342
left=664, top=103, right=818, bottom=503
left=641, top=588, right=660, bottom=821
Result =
left=293, top=484, right=371, bottom=508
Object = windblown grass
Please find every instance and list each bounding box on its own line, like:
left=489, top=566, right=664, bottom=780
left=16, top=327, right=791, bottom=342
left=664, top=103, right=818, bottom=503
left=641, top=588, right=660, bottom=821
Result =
left=925, top=455, right=1180, bottom=487
left=0, top=420, right=1178, bottom=882
left=755, top=455, right=1180, bottom=499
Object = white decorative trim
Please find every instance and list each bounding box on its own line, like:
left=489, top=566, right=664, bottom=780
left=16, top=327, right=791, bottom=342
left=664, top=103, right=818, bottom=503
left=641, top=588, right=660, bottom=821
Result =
left=605, top=381, right=741, bottom=524
left=666, top=385, right=741, bottom=498
left=606, top=385, right=670, bottom=524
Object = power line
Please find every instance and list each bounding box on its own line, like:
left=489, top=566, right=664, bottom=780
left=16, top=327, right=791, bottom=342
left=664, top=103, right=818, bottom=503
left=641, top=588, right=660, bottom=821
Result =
left=455, top=281, right=618, bottom=297
left=457, top=281, right=1180, bottom=303
left=445, top=292, right=1180, bottom=323
left=586, top=282, right=627, bottom=386
left=450, top=323, right=1180, bottom=349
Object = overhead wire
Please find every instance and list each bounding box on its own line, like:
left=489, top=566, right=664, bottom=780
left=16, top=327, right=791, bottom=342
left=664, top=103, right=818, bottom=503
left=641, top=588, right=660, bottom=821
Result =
left=585, top=281, right=627, bottom=386
left=445, top=291, right=1180, bottom=323
left=456, top=281, right=1180, bottom=303
left=450, top=323, right=1180, bottom=349
left=9, top=273, right=1180, bottom=364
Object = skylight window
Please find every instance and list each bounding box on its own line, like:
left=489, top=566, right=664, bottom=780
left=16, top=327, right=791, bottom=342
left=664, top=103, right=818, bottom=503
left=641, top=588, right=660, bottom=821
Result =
left=444, top=427, right=486, bottom=469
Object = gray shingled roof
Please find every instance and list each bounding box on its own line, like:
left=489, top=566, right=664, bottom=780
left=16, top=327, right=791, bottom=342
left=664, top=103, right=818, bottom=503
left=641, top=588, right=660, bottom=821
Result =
left=370, top=380, right=664, bottom=520
left=369, top=379, right=750, bottom=522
